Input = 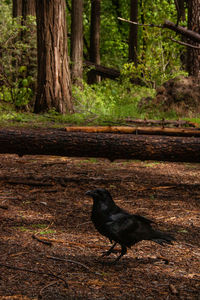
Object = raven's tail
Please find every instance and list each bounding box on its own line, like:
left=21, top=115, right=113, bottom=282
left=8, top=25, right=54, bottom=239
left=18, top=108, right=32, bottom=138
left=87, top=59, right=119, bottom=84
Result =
left=151, top=230, right=175, bottom=246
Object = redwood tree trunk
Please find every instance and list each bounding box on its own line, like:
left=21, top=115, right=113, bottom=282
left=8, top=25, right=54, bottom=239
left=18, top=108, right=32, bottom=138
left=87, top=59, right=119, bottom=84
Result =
left=128, top=0, right=138, bottom=65
left=71, top=0, right=83, bottom=86
left=34, top=0, right=74, bottom=114
left=88, top=0, right=101, bottom=84
left=187, top=0, right=200, bottom=77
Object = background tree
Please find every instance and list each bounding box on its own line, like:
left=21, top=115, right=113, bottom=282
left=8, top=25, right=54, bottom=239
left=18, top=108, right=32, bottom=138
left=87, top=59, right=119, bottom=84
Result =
left=22, top=0, right=35, bottom=18
left=88, top=0, right=101, bottom=84
left=187, top=0, right=200, bottom=77
left=34, top=0, right=73, bottom=114
left=12, top=0, right=22, bottom=17
left=71, top=0, right=83, bottom=86
left=128, top=0, right=138, bottom=65
left=21, top=0, right=36, bottom=101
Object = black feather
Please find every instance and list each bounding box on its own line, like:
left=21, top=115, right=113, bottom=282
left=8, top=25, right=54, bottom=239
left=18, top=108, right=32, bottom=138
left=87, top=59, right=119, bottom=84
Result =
left=86, top=188, right=175, bottom=263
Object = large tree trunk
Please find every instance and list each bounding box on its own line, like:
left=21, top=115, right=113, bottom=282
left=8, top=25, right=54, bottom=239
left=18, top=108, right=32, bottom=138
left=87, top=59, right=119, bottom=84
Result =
left=128, top=0, right=138, bottom=65
left=0, top=128, right=199, bottom=163
left=34, top=0, right=74, bottom=114
left=88, top=0, right=101, bottom=84
left=187, top=0, right=200, bottom=77
left=71, top=0, right=83, bottom=86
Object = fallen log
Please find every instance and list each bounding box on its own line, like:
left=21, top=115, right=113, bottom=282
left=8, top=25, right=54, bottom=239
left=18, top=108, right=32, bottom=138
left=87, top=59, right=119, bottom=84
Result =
left=124, top=119, right=198, bottom=128
left=65, top=126, right=200, bottom=137
left=84, top=60, right=120, bottom=79
left=0, top=128, right=200, bottom=162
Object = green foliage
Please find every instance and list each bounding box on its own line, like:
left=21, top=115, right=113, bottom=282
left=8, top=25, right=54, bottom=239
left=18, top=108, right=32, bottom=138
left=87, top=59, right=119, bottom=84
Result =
left=122, top=57, right=187, bottom=89
left=120, top=0, right=188, bottom=88
left=0, top=1, right=36, bottom=109
left=79, top=0, right=187, bottom=80
left=72, top=79, right=155, bottom=121
left=1, top=0, right=198, bottom=124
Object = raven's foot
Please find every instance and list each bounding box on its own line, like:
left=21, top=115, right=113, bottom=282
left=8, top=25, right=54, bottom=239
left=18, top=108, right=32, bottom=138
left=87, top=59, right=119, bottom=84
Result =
left=101, top=242, right=117, bottom=258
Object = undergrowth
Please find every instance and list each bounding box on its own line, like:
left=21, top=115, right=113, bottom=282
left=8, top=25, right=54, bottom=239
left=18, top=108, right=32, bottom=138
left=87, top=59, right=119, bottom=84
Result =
left=0, top=79, right=200, bottom=127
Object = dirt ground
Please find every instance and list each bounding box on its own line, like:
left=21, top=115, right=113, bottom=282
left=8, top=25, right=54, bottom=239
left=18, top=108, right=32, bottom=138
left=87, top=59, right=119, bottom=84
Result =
left=0, top=154, right=199, bottom=299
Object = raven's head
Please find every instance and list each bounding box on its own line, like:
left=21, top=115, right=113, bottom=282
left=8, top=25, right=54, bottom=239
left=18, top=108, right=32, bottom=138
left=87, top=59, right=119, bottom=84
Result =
left=85, top=188, right=115, bottom=208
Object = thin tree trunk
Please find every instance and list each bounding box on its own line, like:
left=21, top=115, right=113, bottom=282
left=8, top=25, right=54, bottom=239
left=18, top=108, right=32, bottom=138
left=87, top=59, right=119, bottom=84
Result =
left=88, top=0, right=101, bottom=84
left=128, top=0, right=138, bottom=65
left=22, top=0, right=36, bottom=17
left=187, top=0, right=200, bottom=77
left=21, top=0, right=37, bottom=108
left=71, top=0, right=83, bottom=86
left=12, top=0, right=22, bottom=17
left=35, top=0, right=74, bottom=114
left=111, top=0, right=123, bottom=31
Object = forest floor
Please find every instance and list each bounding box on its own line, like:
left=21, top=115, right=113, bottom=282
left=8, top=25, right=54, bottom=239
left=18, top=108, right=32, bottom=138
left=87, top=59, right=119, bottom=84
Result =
left=0, top=154, right=199, bottom=299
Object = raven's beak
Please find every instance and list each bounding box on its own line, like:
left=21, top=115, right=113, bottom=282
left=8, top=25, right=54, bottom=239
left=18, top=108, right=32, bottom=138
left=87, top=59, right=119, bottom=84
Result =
left=85, top=190, right=96, bottom=197
left=85, top=190, right=92, bottom=196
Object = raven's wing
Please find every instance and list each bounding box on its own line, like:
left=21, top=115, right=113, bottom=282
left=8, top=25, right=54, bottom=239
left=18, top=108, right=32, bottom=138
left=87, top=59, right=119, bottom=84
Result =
left=134, top=214, right=155, bottom=224
left=104, top=213, right=155, bottom=247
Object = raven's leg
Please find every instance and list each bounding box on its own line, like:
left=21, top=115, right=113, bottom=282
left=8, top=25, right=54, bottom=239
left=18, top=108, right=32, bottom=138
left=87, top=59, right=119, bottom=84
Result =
left=101, top=242, right=117, bottom=257
left=113, top=245, right=127, bottom=263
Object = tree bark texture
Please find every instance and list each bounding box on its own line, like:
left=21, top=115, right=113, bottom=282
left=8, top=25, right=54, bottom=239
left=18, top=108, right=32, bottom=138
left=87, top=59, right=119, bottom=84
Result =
left=0, top=128, right=199, bottom=163
left=12, top=0, right=22, bottom=17
left=71, top=0, right=83, bottom=85
left=128, top=0, right=138, bottom=65
left=187, top=0, right=200, bottom=77
left=88, top=0, right=101, bottom=84
left=35, top=0, right=74, bottom=114
left=22, top=0, right=36, bottom=17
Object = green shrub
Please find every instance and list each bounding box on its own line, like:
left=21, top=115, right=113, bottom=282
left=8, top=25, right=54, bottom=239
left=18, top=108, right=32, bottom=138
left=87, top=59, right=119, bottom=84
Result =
left=0, top=1, right=37, bottom=109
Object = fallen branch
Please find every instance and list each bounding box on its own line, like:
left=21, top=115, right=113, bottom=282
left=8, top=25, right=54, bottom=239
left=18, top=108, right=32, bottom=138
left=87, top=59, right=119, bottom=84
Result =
left=0, top=263, right=68, bottom=287
left=0, top=175, right=123, bottom=186
left=5, top=180, right=53, bottom=187
left=84, top=60, right=120, bottom=79
left=47, top=256, right=102, bottom=276
left=0, top=205, right=8, bottom=210
left=32, top=234, right=52, bottom=246
left=124, top=119, right=198, bottom=128
left=32, top=236, right=121, bottom=252
left=65, top=126, right=200, bottom=137
left=39, top=281, right=58, bottom=299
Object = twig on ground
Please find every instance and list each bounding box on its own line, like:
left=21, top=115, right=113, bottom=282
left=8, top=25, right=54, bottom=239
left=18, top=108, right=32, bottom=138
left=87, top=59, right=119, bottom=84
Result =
left=32, top=234, right=52, bottom=246
left=0, top=263, right=68, bottom=287
left=39, top=281, right=58, bottom=299
left=47, top=255, right=102, bottom=276
left=0, top=205, right=8, bottom=209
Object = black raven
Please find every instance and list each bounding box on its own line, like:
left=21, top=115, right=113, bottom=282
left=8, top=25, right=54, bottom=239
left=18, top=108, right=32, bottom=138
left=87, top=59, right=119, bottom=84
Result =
left=86, top=188, right=175, bottom=263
